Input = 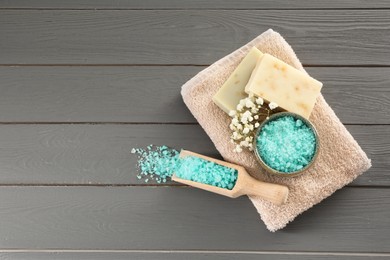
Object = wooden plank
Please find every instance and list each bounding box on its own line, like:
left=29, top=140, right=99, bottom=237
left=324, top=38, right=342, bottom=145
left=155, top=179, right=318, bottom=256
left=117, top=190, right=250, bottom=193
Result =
left=0, top=252, right=388, bottom=260
left=0, top=124, right=385, bottom=186
left=0, top=124, right=218, bottom=185
left=0, top=67, right=389, bottom=124
left=313, top=67, right=390, bottom=125
left=1, top=0, right=390, bottom=9
left=1, top=10, right=389, bottom=65
left=0, top=0, right=390, bottom=10
left=0, top=186, right=388, bottom=251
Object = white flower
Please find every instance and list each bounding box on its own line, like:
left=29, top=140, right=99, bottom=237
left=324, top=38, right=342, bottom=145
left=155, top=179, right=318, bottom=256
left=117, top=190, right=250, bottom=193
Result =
left=228, top=110, right=236, bottom=117
left=245, top=99, right=254, bottom=108
left=243, top=110, right=252, bottom=118
left=269, top=102, right=278, bottom=110
left=234, top=145, right=242, bottom=153
left=240, top=140, right=248, bottom=146
left=256, top=97, right=264, bottom=105
left=229, top=95, right=274, bottom=152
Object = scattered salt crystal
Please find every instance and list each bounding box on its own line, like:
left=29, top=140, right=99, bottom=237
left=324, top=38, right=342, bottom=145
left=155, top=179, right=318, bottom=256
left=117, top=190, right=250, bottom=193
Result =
left=131, top=145, right=180, bottom=183
left=131, top=145, right=239, bottom=189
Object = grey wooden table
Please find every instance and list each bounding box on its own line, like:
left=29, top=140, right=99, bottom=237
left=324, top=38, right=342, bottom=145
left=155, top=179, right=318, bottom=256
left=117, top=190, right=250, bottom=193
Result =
left=0, top=1, right=389, bottom=259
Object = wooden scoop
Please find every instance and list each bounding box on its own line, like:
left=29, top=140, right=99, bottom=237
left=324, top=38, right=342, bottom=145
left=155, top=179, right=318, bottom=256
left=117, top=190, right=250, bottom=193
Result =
left=172, top=150, right=289, bottom=205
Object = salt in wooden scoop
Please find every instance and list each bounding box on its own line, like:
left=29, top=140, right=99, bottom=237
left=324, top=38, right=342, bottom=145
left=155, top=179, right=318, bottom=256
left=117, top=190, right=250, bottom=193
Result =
left=172, top=150, right=289, bottom=205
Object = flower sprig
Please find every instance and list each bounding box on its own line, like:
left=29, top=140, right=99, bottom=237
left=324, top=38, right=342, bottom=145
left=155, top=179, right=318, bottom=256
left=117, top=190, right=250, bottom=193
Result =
left=229, top=94, right=278, bottom=153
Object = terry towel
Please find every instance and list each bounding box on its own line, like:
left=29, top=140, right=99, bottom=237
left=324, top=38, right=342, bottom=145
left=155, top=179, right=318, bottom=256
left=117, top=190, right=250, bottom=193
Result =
left=181, top=29, right=371, bottom=231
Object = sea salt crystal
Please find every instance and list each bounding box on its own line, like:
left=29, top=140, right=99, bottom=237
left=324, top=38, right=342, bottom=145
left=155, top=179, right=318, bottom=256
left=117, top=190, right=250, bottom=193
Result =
left=131, top=145, right=238, bottom=189
left=175, top=156, right=238, bottom=190
left=256, top=116, right=316, bottom=173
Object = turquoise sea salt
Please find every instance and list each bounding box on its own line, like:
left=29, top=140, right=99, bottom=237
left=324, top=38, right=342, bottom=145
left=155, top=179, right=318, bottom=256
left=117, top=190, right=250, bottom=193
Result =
left=131, top=145, right=238, bottom=189
left=256, top=115, right=316, bottom=173
left=131, top=145, right=180, bottom=183
left=176, top=156, right=238, bottom=190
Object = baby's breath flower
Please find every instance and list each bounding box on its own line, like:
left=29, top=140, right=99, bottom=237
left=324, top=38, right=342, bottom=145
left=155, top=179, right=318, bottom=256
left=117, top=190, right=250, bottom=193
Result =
left=234, top=145, right=242, bottom=153
left=240, top=140, right=248, bottom=146
left=245, top=99, right=255, bottom=108
left=243, top=110, right=251, bottom=118
left=228, top=110, right=236, bottom=117
left=256, top=97, right=264, bottom=105
left=229, top=96, right=276, bottom=153
left=269, top=102, right=278, bottom=110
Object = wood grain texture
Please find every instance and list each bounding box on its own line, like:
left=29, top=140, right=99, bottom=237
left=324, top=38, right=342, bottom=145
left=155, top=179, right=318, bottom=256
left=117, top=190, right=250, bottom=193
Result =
left=0, top=252, right=388, bottom=260
left=1, top=10, right=390, bottom=65
left=0, top=124, right=218, bottom=185
left=0, top=186, right=388, bottom=251
left=0, top=124, right=384, bottom=185
left=0, top=67, right=388, bottom=124
left=1, top=0, right=390, bottom=9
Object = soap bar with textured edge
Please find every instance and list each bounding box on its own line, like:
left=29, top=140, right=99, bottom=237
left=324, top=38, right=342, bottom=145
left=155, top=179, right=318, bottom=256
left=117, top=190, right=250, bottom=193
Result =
left=213, top=47, right=263, bottom=113
left=245, top=54, right=323, bottom=118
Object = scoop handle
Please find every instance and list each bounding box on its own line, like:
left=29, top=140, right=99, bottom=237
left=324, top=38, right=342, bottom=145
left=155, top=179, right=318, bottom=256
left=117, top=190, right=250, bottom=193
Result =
left=241, top=175, right=289, bottom=205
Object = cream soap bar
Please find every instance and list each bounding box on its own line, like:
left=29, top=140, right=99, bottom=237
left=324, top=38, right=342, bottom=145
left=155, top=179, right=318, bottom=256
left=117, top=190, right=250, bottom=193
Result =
left=213, top=47, right=263, bottom=113
left=245, top=54, right=322, bottom=118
